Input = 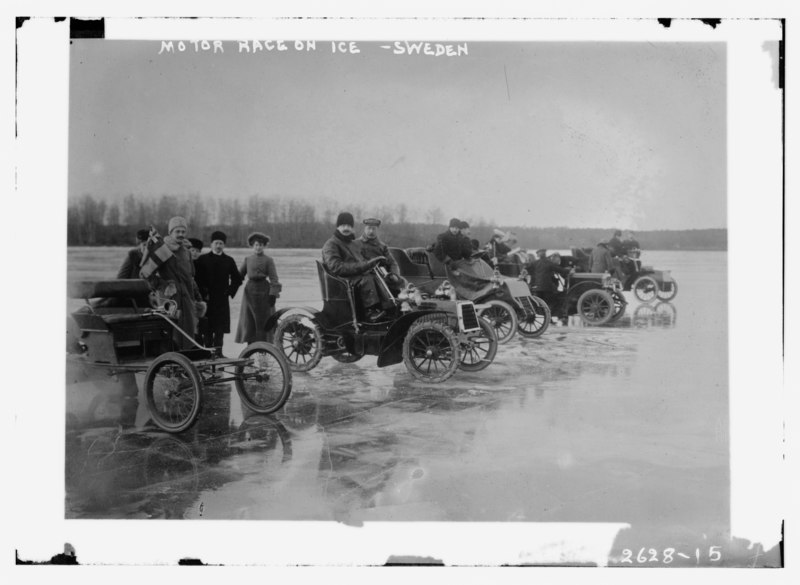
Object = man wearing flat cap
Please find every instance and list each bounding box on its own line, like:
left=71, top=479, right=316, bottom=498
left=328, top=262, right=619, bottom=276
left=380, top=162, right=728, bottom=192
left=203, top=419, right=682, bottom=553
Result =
left=143, top=216, right=204, bottom=349
left=116, top=228, right=150, bottom=279
left=359, top=217, right=406, bottom=295
left=322, top=212, right=388, bottom=321
left=433, top=218, right=472, bottom=266
left=195, top=230, right=243, bottom=349
left=359, top=218, right=399, bottom=275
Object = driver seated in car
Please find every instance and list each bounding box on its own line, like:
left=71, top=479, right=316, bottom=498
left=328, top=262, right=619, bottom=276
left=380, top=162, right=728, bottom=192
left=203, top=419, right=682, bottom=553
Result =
left=322, top=212, right=392, bottom=322
left=358, top=217, right=407, bottom=295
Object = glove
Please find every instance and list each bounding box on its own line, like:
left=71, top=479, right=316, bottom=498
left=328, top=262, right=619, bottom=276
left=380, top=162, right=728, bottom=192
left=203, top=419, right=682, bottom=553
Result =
left=268, top=295, right=277, bottom=307
left=368, top=256, right=385, bottom=268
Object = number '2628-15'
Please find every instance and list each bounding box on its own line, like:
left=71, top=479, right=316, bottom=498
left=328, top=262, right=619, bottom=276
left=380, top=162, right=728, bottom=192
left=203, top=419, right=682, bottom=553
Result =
left=620, top=546, right=722, bottom=564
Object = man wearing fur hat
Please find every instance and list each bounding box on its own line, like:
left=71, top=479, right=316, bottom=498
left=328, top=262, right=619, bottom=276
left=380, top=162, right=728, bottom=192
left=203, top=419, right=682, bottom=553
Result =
left=433, top=218, right=471, bottom=266
left=144, top=216, right=205, bottom=349
left=322, top=212, right=387, bottom=321
left=195, top=230, right=243, bottom=349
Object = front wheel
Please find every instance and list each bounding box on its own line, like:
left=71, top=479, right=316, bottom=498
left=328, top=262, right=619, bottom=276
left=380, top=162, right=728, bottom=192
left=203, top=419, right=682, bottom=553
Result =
left=144, top=352, right=203, bottom=433
left=577, top=289, right=615, bottom=326
left=477, top=299, right=518, bottom=344
left=517, top=296, right=551, bottom=338
left=235, top=342, right=293, bottom=414
left=657, top=279, right=678, bottom=301
left=632, top=276, right=658, bottom=303
left=459, top=317, right=498, bottom=372
left=403, top=320, right=461, bottom=383
left=273, top=314, right=323, bottom=372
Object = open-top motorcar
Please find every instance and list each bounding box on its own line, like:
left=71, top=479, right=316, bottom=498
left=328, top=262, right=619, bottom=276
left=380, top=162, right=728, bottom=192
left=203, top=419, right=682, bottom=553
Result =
left=267, top=262, right=498, bottom=383
left=389, top=247, right=550, bottom=344
left=569, top=247, right=677, bottom=302
left=67, top=279, right=292, bottom=433
left=500, top=250, right=628, bottom=326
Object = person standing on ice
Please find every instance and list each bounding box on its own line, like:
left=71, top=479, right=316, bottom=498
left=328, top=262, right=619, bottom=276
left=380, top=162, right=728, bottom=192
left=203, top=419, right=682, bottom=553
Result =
left=140, top=216, right=205, bottom=349
left=235, top=231, right=281, bottom=344
left=196, top=230, right=243, bottom=349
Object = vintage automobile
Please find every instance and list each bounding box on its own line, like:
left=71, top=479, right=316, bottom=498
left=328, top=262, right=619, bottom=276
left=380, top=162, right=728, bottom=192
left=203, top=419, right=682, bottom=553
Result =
left=67, top=279, right=292, bottom=433
left=267, top=262, right=498, bottom=383
left=568, top=247, right=677, bottom=303
left=388, top=247, right=551, bottom=344
left=515, top=250, right=628, bottom=326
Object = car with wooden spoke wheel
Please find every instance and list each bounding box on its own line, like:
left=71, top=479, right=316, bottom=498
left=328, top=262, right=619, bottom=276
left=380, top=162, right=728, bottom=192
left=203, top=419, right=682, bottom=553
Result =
left=67, top=279, right=292, bottom=433
left=268, top=261, right=494, bottom=383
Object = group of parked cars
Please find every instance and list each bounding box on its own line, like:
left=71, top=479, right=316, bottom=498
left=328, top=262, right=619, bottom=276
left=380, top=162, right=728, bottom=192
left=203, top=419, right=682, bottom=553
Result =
left=66, top=246, right=677, bottom=433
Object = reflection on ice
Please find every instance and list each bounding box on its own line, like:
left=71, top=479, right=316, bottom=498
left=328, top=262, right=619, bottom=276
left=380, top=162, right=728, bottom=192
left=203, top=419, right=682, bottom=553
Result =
left=63, top=249, right=742, bottom=562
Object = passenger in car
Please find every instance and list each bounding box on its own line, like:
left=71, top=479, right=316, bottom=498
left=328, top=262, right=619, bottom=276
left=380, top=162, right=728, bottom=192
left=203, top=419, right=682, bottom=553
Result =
left=322, top=212, right=388, bottom=322
left=433, top=218, right=472, bottom=266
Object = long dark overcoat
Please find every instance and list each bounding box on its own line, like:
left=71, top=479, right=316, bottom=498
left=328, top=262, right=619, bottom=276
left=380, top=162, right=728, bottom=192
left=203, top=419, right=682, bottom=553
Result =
left=196, top=251, right=243, bottom=334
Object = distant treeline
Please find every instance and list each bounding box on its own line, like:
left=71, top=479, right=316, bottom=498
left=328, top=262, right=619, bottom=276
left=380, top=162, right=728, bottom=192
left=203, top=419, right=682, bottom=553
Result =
left=67, top=193, right=727, bottom=251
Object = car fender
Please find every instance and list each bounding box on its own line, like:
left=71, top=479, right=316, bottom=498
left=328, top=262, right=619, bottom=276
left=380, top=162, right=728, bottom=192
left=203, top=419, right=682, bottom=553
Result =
left=265, top=306, right=322, bottom=332
left=567, top=280, right=602, bottom=300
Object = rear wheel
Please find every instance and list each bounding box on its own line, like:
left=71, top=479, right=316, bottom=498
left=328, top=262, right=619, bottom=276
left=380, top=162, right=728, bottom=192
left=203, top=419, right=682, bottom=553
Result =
left=403, top=320, right=461, bottom=383
left=657, top=279, right=678, bottom=301
left=633, top=276, right=658, bottom=303
left=235, top=342, right=293, bottom=414
left=144, top=352, right=202, bottom=433
left=274, top=314, right=323, bottom=372
left=459, top=317, right=498, bottom=371
left=477, top=299, right=517, bottom=344
left=577, top=289, right=615, bottom=326
left=517, top=296, right=551, bottom=338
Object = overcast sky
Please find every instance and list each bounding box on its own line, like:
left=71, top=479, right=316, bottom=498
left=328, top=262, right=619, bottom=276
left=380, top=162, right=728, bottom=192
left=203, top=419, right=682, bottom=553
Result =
left=68, top=40, right=726, bottom=230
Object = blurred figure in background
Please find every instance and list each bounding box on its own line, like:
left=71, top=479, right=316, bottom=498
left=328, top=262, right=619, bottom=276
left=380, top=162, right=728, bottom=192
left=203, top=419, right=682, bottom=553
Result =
left=116, top=229, right=150, bottom=279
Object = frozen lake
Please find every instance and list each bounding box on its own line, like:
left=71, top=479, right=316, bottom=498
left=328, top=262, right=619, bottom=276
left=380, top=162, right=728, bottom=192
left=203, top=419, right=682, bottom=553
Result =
left=62, top=247, right=760, bottom=565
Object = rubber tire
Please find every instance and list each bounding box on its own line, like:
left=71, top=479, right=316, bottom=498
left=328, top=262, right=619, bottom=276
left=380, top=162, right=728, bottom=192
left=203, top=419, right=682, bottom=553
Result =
left=657, top=279, right=678, bottom=301
left=517, top=295, right=552, bottom=338
left=632, top=276, right=659, bottom=303
left=402, top=320, right=461, bottom=383
left=459, top=316, right=498, bottom=372
left=144, top=352, right=203, bottom=433
left=477, top=299, right=518, bottom=344
left=274, top=314, right=323, bottom=372
left=235, top=342, right=293, bottom=414
left=608, top=291, right=627, bottom=323
left=577, top=289, right=615, bottom=326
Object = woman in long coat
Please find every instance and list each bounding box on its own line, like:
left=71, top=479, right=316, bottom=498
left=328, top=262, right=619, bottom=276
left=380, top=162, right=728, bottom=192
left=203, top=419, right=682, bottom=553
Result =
left=235, top=232, right=281, bottom=344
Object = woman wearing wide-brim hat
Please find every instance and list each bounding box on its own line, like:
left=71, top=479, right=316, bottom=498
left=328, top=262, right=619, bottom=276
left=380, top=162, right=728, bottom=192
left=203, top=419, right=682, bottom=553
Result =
left=235, top=232, right=281, bottom=344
